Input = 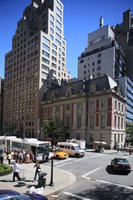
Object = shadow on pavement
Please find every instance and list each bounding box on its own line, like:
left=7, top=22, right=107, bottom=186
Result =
left=106, top=165, right=129, bottom=176
left=60, top=184, right=133, bottom=200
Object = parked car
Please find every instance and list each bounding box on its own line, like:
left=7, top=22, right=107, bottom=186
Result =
left=0, top=189, right=48, bottom=200
left=111, top=158, right=131, bottom=175
left=53, top=149, right=68, bottom=159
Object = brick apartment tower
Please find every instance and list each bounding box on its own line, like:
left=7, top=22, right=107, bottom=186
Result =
left=4, top=0, right=70, bottom=139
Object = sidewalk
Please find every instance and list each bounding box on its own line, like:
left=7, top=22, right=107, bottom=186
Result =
left=86, top=149, right=118, bottom=154
left=0, top=161, right=76, bottom=196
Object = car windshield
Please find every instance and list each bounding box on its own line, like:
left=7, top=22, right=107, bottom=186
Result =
left=74, top=146, right=81, bottom=150
left=54, top=149, right=61, bottom=152
left=117, top=159, right=128, bottom=164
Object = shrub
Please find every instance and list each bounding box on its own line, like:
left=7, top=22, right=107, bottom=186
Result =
left=0, top=164, right=13, bottom=176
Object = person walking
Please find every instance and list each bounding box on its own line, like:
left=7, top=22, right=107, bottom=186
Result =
left=12, top=160, right=21, bottom=182
left=33, top=160, right=41, bottom=181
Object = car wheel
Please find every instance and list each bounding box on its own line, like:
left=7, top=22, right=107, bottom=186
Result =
left=75, top=153, right=80, bottom=158
left=56, top=155, right=59, bottom=159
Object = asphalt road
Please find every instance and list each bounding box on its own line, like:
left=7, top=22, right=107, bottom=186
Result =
left=47, top=151, right=133, bottom=200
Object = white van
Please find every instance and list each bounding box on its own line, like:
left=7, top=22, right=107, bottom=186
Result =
left=57, top=142, right=85, bottom=158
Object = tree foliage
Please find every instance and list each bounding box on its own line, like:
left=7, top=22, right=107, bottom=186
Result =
left=43, top=119, right=69, bottom=144
left=126, top=123, right=133, bottom=136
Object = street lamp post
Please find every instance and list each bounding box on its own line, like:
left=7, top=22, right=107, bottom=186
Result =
left=49, top=152, right=54, bottom=186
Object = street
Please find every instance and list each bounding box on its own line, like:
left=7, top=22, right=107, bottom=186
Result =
left=46, top=151, right=133, bottom=200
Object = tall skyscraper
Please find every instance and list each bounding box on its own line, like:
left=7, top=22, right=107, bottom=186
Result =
left=0, top=77, right=4, bottom=136
left=4, top=0, right=70, bottom=139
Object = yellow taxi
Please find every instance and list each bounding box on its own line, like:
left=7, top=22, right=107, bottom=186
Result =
left=53, top=149, right=68, bottom=159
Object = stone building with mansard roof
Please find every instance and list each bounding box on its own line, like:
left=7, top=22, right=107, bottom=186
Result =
left=40, top=75, right=126, bottom=149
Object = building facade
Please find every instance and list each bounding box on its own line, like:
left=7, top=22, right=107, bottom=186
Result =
left=78, top=24, right=126, bottom=80
left=0, top=77, right=4, bottom=136
left=78, top=16, right=133, bottom=124
left=41, top=75, right=126, bottom=149
left=4, top=0, right=70, bottom=138
left=113, top=10, right=133, bottom=82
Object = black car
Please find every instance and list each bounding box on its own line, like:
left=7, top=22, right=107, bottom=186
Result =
left=0, top=189, right=48, bottom=200
left=111, top=158, right=131, bottom=175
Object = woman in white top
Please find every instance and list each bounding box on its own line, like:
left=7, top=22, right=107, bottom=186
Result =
left=12, top=160, right=21, bottom=182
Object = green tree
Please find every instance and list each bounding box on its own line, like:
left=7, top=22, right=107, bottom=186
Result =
left=126, top=123, right=133, bottom=137
left=43, top=119, right=69, bottom=144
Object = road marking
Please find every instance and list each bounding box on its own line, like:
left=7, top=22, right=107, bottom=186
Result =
left=82, top=167, right=102, bottom=178
left=95, top=179, right=133, bottom=190
left=64, top=192, right=92, bottom=200
left=55, top=154, right=104, bottom=168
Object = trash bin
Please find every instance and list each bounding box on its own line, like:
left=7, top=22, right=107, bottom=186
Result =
left=38, top=172, right=47, bottom=188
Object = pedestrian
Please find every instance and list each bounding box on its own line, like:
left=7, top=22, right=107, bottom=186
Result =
left=0, top=148, right=4, bottom=164
left=12, top=160, right=21, bottom=182
left=33, top=160, right=41, bottom=181
left=129, top=148, right=132, bottom=155
left=7, top=152, right=11, bottom=165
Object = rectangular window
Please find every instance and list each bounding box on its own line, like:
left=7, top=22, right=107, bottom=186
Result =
left=56, top=13, right=62, bottom=22
left=42, top=50, right=50, bottom=58
left=42, top=57, right=49, bottom=64
left=56, top=39, right=61, bottom=46
left=90, top=116, right=94, bottom=128
left=100, top=114, right=106, bottom=128
left=50, top=34, right=54, bottom=40
left=56, top=20, right=61, bottom=28
left=52, top=63, right=57, bottom=68
left=50, top=14, right=54, bottom=21
left=42, top=43, right=50, bottom=51
left=50, top=21, right=54, bottom=27
left=42, top=36, right=50, bottom=45
left=52, top=43, right=57, bottom=50
left=66, top=104, right=70, bottom=111
left=56, top=26, right=61, bottom=34
left=52, top=56, right=57, bottom=62
left=77, top=116, right=81, bottom=128
left=42, top=64, right=49, bottom=71
left=52, top=49, right=57, bottom=56
left=77, top=102, right=82, bottom=111
left=57, top=1, right=62, bottom=10
left=50, top=28, right=54, bottom=34
left=56, top=7, right=62, bottom=16
left=56, top=32, right=61, bottom=40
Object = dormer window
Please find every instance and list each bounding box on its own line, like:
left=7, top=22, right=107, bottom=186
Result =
left=90, top=84, right=96, bottom=93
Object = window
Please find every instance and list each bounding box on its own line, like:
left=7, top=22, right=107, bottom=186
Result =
left=57, top=0, right=62, bottom=10
left=77, top=116, right=81, bottom=128
left=118, top=102, right=120, bottom=110
left=52, top=63, right=56, bottom=68
left=98, top=53, right=101, bottom=57
left=100, top=114, right=106, bottom=128
left=56, top=32, right=61, bottom=40
left=90, top=116, right=94, bottom=128
left=50, top=21, right=54, bottom=27
left=56, top=7, right=62, bottom=16
left=52, top=49, right=57, bottom=56
left=90, top=100, right=95, bottom=109
left=66, top=104, right=70, bottom=111
left=42, top=36, right=50, bottom=45
left=101, top=99, right=106, bottom=108
left=52, top=43, right=57, bottom=50
left=50, top=28, right=54, bottom=34
left=80, top=59, right=84, bottom=63
left=56, top=26, right=61, bottom=34
left=118, top=116, right=120, bottom=129
left=42, top=57, right=49, bottom=64
left=65, top=116, right=70, bottom=128
left=42, top=43, right=50, bottom=51
left=121, top=118, right=123, bottom=129
left=115, top=100, right=117, bottom=109
left=42, top=64, right=49, bottom=71
left=77, top=102, right=82, bottom=111
left=114, top=115, right=117, bottom=128
left=42, top=50, right=50, bottom=58
left=84, top=65, right=86, bottom=68
left=50, top=14, right=54, bottom=21
left=50, top=34, right=54, bottom=40
left=97, top=60, right=101, bottom=64
left=56, top=13, right=62, bottom=22
left=52, top=56, right=57, bottom=62
left=56, top=20, right=61, bottom=28
left=56, top=39, right=61, bottom=46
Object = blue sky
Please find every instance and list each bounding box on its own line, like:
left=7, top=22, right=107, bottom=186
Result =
left=0, top=0, right=133, bottom=79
